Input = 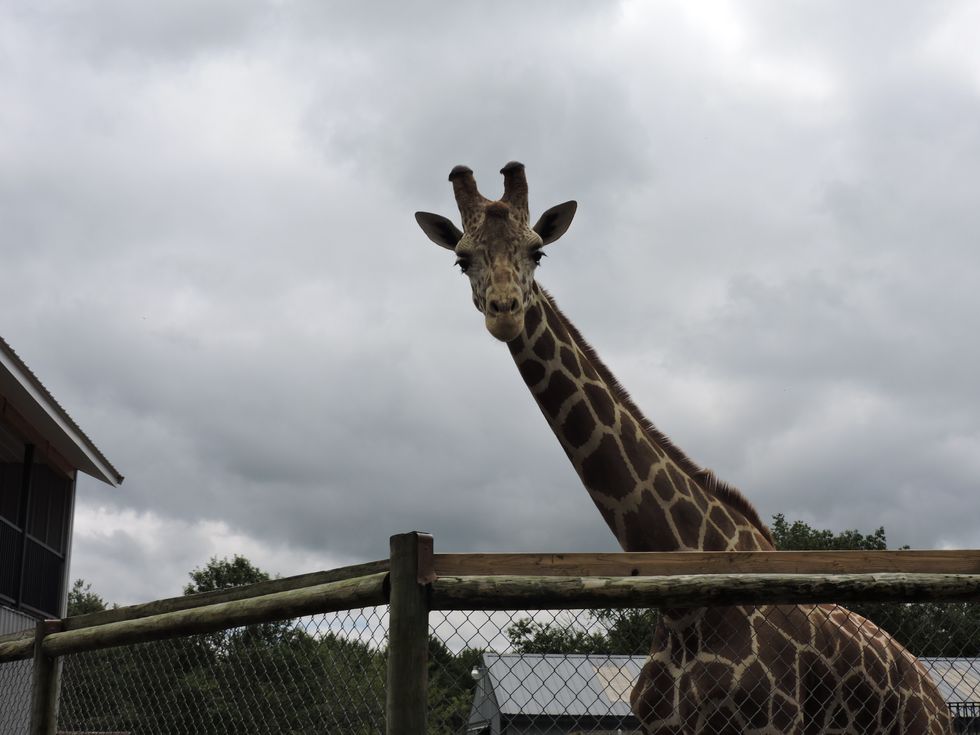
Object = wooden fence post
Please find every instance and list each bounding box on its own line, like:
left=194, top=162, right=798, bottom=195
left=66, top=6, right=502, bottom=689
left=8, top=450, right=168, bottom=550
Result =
left=29, top=619, right=63, bottom=735
left=386, top=532, right=432, bottom=735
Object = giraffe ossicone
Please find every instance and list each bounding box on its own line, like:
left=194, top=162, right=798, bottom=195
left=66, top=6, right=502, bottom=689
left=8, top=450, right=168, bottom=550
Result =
left=416, top=163, right=951, bottom=734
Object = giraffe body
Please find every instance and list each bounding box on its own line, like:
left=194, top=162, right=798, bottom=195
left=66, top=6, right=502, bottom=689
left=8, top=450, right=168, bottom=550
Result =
left=416, top=163, right=952, bottom=734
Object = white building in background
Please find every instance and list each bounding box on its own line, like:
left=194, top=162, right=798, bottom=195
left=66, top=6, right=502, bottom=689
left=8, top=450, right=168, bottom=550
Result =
left=468, top=654, right=980, bottom=735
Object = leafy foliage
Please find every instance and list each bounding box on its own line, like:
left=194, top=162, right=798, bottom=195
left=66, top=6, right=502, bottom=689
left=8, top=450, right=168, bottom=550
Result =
left=58, top=556, right=481, bottom=734
left=770, top=513, right=893, bottom=551
left=184, top=554, right=270, bottom=594
left=427, top=637, right=484, bottom=732
left=66, top=579, right=113, bottom=616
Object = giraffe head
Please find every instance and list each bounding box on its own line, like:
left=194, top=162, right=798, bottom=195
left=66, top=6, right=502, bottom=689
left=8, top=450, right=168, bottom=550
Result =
left=416, top=162, right=577, bottom=342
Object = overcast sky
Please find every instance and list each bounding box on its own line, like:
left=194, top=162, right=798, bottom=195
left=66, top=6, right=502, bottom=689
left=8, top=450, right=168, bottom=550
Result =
left=2, top=1, right=979, bottom=605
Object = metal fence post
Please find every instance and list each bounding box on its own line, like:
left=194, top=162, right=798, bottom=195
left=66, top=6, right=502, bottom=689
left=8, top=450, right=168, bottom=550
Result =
left=386, top=532, right=433, bottom=735
left=29, top=619, right=62, bottom=735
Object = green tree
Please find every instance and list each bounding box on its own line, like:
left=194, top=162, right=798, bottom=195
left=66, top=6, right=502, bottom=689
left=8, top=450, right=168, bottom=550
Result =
left=770, top=513, right=893, bottom=551
left=59, top=556, right=392, bottom=734
left=507, top=616, right=610, bottom=655
left=66, top=579, right=112, bottom=616
left=426, top=637, right=485, bottom=734
left=184, top=555, right=292, bottom=654
left=184, top=554, right=271, bottom=594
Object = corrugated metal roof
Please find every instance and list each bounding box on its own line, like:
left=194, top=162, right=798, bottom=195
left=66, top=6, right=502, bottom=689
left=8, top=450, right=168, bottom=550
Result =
left=484, top=654, right=980, bottom=716
left=0, top=335, right=123, bottom=486
left=920, top=658, right=980, bottom=705
left=483, top=653, right=642, bottom=717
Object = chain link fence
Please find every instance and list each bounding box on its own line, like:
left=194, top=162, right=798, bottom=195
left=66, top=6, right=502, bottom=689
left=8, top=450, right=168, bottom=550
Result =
left=4, top=600, right=978, bottom=734
left=0, top=657, right=32, bottom=733
left=54, top=606, right=389, bottom=734
left=2, top=545, right=979, bottom=734
left=427, top=602, right=980, bottom=734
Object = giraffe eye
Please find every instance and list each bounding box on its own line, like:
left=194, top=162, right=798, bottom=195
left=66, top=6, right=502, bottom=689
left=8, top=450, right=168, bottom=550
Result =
left=531, top=250, right=546, bottom=266
left=454, top=257, right=471, bottom=275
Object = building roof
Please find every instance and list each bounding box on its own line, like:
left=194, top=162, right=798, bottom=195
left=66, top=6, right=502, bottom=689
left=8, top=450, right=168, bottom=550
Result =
left=920, top=658, right=980, bottom=706
left=481, top=653, right=640, bottom=717
left=0, top=336, right=123, bottom=486
left=481, top=654, right=980, bottom=717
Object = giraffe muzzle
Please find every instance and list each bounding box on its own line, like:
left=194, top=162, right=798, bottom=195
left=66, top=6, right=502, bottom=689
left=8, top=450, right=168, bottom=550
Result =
left=485, top=311, right=525, bottom=342
left=485, top=289, right=524, bottom=342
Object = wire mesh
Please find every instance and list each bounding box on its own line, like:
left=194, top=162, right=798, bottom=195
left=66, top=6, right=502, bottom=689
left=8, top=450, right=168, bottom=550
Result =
left=0, top=656, right=32, bottom=734
left=56, top=606, right=388, bottom=735
left=429, top=602, right=980, bottom=735
left=3, top=589, right=979, bottom=733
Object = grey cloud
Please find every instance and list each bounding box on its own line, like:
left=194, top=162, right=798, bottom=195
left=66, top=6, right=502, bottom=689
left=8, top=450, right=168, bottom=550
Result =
left=2, top=2, right=979, bottom=603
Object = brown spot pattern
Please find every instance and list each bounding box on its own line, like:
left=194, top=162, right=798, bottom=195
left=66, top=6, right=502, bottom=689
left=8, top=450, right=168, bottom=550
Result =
left=669, top=500, right=702, bottom=548
left=559, top=345, right=581, bottom=377
left=619, top=414, right=655, bottom=479
left=536, top=371, right=576, bottom=418
left=622, top=504, right=675, bottom=551
left=517, top=358, right=545, bottom=387
left=652, top=468, right=676, bottom=502
left=562, top=399, right=595, bottom=449
left=580, top=434, right=635, bottom=501
left=523, top=302, right=542, bottom=335
left=584, top=382, right=615, bottom=427
left=533, top=328, right=555, bottom=361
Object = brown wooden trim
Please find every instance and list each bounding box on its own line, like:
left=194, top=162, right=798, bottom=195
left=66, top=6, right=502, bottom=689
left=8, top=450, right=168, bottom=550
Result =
left=433, top=550, right=980, bottom=578
left=429, top=573, right=980, bottom=611
left=416, top=532, right=436, bottom=585
left=62, top=559, right=390, bottom=631
left=0, top=395, right=75, bottom=480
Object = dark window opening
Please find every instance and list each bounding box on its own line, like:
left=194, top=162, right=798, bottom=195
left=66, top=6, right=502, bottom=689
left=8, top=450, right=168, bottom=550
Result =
left=28, top=463, right=70, bottom=554
left=0, top=419, right=73, bottom=618
left=0, top=463, right=22, bottom=525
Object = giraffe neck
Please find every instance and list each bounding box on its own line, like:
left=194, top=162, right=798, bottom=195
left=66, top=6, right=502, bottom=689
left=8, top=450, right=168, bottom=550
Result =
left=508, top=284, right=773, bottom=552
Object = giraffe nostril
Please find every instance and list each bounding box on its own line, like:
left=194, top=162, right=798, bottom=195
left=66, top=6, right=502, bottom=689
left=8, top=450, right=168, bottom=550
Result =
left=489, top=298, right=520, bottom=315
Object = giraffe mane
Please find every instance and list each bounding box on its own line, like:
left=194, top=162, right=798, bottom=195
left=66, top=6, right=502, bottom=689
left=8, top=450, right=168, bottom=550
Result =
left=538, top=287, right=775, bottom=547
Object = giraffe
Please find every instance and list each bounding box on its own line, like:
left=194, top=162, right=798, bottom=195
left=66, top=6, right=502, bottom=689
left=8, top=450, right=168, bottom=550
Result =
left=416, top=162, right=952, bottom=734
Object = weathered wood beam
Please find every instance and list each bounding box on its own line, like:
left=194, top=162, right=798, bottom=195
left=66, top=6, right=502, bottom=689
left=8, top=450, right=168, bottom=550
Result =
left=0, top=634, right=33, bottom=663
left=29, top=619, right=62, bottom=735
left=386, top=532, right=430, bottom=735
left=61, top=559, right=389, bottom=631
left=41, top=572, right=388, bottom=658
left=432, top=550, right=980, bottom=577
left=429, top=573, right=980, bottom=610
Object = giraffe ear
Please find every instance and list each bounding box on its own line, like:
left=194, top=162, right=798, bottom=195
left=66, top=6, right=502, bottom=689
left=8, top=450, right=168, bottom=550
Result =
left=533, top=201, right=577, bottom=245
left=415, top=212, right=463, bottom=250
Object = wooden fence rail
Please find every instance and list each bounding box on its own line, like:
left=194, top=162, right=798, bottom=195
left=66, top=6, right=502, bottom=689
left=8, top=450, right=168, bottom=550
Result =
left=433, top=549, right=980, bottom=577
left=1, top=532, right=979, bottom=735
left=429, top=572, right=980, bottom=610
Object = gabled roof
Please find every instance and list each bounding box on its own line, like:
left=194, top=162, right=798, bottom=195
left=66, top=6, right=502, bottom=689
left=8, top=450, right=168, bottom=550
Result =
left=0, top=336, right=123, bottom=486
left=481, top=653, right=641, bottom=717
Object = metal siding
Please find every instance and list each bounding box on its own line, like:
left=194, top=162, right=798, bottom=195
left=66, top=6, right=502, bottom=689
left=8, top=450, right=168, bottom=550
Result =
left=0, top=603, right=36, bottom=635
left=484, top=653, right=642, bottom=717
left=482, top=653, right=980, bottom=723
left=468, top=667, right=501, bottom=733
left=920, top=658, right=980, bottom=706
